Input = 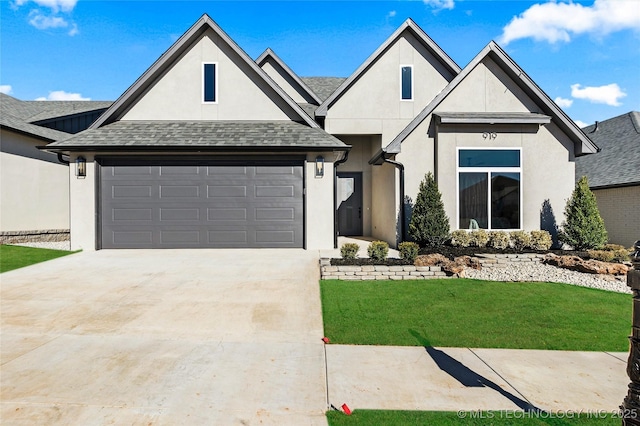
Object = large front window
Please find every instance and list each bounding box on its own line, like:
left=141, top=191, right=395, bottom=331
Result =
left=458, top=149, right=521, bottom=230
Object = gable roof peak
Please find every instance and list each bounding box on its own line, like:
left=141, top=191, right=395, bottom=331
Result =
left=91, top=14, right=318, bottom=129
left=315, top=18, right=461, bottom=117
left=383, top=39, right=598, bottom=156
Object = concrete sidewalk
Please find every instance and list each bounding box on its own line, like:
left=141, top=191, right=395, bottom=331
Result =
left=326, top=345, right=628, bottom=413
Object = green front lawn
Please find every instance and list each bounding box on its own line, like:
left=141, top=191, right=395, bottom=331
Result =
left=321, top=279, right=630, bottom=351
left=0, top=245, right=76, bottom=273
left=327, top=410, right=620, bottom=425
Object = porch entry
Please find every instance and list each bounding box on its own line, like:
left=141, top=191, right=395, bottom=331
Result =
left=337, top=172, right=363, bottom=236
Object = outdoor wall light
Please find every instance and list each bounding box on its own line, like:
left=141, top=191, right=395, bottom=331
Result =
left=76, top=156, right=86, bottom=178
left=315, top=156, right=324, bottom=178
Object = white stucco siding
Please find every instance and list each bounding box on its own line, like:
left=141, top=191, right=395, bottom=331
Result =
left=69, top=153, right=96, bottom=251
left=438, top=58, right=536, bottom=113
left=371, top=162, right=398, bottom=245
left=0, top=130, right=69, bottom=233
left=434, top=123, right=573, bottom=232
left=324, top=31, right=453, bottom=140
left=305, top=154, right=336, bottom=249
left=122, top=29, right=293, bottom=121
left=260, top=60, right=308, bottom=104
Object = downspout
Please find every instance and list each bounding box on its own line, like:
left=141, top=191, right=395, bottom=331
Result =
left=57, top=152, right=70, bottom=165
left=382, top=157, right=405, bottom=244
left=333, top=150, right=350, bottom=248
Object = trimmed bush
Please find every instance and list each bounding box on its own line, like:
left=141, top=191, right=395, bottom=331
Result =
left=510, top=231, right=531, bottom=251
left=408, top=172, right=450, bottom=247
left=367, top=241, right=389, bottom=262
left=340, top=243, right=360, bottom=260
left=488, top=231, right=510, bottom=249
left=588, top=249, right=630, bottom=263
left=559, top=176, right=608, bottom=250
left=604, top=244, right=626, bottom=251
left=398, top=241, right=419, bottom=263
left=450, top=230, right=471, bottom=248
left=468, top=229, right=489, bottom=248
left=530, top=230, right=553, bottom=251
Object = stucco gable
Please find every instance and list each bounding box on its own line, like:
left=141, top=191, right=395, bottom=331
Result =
left=92, top=14, right=317, bottom=128
left=315, top=18, right=460, bottom=117
left=383, top=41, right=598, bottom=157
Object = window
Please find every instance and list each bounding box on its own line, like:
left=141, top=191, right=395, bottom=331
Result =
left=400, top=65, right=412, bottom=100
left=203, top=63, right=217, bottom=103
left=457, top=149, right=521, bottom=230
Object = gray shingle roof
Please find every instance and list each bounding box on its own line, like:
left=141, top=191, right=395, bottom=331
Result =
left=0, top=110, right=70, bottom=141
left=1, top=93, right=111, bottom=122
left=45, top=121, right=349, bottom=151
left=300, top=77, right=346, bottom=102
left=575, top=111, right=640, bottom=188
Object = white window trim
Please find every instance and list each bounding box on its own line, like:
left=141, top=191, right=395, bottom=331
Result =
left=399, top=64, right=413, bottom=101
left=202, top=62, right=218, bottom=104
left=455, top=147, right=523, bottom=231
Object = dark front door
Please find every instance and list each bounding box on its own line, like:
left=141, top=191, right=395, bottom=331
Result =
left=337, top=172, right=363, bottom=236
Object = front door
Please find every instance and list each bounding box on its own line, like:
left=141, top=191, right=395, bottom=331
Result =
left=337, top=172, right=363, bottom=236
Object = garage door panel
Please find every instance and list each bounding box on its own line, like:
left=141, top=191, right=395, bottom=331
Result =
left=101, top=161, right=303, bottom=248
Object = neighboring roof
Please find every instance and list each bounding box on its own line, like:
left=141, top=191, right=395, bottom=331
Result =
left=0, top=109, right=70, bottom=142
left=315, top=18, right=461, bottom=117
left=434, top=112, right=550, bottom=125
left=92, top=14, right=319, bottom=129
left=257, top=48, right=322, bottom=105
left=382, top=41, right=599, bottom=157
left=0, top=93, right=111, bottom=123
left=300, top=77, right=347, bottom=103
left=575, top=111, right=640, bottom=189
left=45, top=121, right=349, bottom=151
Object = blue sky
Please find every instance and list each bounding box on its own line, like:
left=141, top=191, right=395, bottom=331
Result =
left=1, top=0, right=639, bottom=127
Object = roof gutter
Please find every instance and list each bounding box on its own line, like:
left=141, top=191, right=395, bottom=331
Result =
left=57, top=153, right=70, bottom=165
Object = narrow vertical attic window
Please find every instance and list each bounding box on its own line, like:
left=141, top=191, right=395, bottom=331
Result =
left=203, top=63, right=217, bottom=103
left=401, top=65, right=413, bottom=100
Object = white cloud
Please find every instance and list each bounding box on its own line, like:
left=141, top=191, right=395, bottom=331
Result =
left=13, top=0, right=76, bottom=13
left=0, top=85, right=13, bottom=95
left=35, top=90, right=90, bottom=101
left=29, top=10, right=68, bottom=30
left=424, top=0, right=454, bottom=12
left=387, top=10, right=396, bottom=18
left=13, top=0, right=78, bottom=34
left=499, top=0, right=640, bottom=45
left=570, top=83, right=626, bottom=106
left=574, top=120, right=590, bottom=128
left=554, top=97, right=573, bottom=108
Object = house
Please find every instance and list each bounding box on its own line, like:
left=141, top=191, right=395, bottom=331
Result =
left=575, top=112, right=640, bottom=247
left=0, top=93, right=111, bottom=244
left=43, top=14, right=597, bottom=251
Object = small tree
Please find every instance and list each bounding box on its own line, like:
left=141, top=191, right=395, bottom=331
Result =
left=408, top=172, right=450, bottom=247
left=559, top=176, right=608, bottom=250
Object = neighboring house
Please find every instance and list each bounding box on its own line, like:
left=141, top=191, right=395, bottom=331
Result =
left=0, top=93, right=111, bottom=243
left=575, top=112, right=640, bottom=247
left=43, top=15, right=597, bottom=251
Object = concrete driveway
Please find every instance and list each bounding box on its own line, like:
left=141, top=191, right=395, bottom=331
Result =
left=1, top=249, right=327, bottom=425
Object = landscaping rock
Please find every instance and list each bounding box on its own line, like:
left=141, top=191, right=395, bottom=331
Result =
left=414, top=254, right=448, bottom=267
left=543, top=254, right=630, bottom=276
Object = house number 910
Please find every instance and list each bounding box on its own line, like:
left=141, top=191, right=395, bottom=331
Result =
left=483, top=132, right=498, bottom=140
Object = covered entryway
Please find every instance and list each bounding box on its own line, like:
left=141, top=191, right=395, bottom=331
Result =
left=99, top=158, right=304, bottom=249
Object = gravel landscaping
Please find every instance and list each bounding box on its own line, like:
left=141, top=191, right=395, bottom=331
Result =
left=464, top=262, right=630, bottom=294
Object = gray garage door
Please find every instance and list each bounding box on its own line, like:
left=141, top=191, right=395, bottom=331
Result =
left=99, top=158, right=304, bottom=249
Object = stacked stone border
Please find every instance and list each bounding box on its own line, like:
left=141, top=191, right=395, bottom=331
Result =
left=0, top=229, right=70, bottom=244
left=320, top=253, right=546, bottom=280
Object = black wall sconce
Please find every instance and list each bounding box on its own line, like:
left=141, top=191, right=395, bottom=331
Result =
left=315, top=156, right=324, bottom=178
left=76, top=156, right=86, bottom=178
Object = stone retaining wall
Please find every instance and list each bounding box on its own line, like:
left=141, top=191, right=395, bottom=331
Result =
left=321, top=253, right=546, bottom=280
left=320, top=259, right=447, bottom=280
left=474, top=253, right=545, bottom=268
left=0, top=229, right=70, bottom=244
